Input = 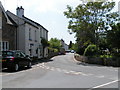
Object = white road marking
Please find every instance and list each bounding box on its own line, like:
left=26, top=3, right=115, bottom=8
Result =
left=46, top=67, right=50, bottom=69
left=1, top=63, right=45, bottom=76
left=65, top=71, right=70, bottom=74
left=50, top=68, right=54, bottom=71
left=56, top=68, right=61, bottom=72
left=62, top=69, right=68, bottom=72
left=88, top=80, right=119, bottom=90
left=96, top=75, right=105, bottom=78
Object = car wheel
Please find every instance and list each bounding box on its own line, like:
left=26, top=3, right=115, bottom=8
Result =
left=27, top=61, right=32, bottom=68
left=13, top=64, right=19, bottom=71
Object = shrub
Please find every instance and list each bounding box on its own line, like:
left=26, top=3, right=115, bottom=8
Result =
left=53, top=49, right=58, bottom=52
left=83, top=44, right=99, bottom=57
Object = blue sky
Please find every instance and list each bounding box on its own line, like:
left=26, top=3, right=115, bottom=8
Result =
left=1, top=0, right=119, bottom=44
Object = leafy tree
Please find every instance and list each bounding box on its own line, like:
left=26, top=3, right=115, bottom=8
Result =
left=83, top=44, right=99, bottom=57
left=107, top=23, right=120, bottom=56
left=64, top=1, right=119, bottom=55
left=41, top=38, right=49, bottom=57
left=49, top=38, right=61, bottom=51
left=70, top=43, right=78, bottom=52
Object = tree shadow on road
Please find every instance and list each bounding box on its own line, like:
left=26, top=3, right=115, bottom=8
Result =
left=76, top=62, right=107, bottom=67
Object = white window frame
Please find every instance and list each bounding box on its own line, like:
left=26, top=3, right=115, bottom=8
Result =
left=2, top=41, right=9, bottom=51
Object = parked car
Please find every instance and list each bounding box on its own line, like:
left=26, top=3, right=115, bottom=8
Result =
left=71, top=50, right=74, bottom=53
left=2, top=50, right=32, bottom=71
left=65, top=50, right=71, bottom=53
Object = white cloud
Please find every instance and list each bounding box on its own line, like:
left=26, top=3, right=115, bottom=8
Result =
left=1, top=0, right=81, bottom=14
left=24, top=0, right=81, bottom=13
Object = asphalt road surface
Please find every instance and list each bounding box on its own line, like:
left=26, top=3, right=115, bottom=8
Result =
left=1, top=53, right=119, bottom=89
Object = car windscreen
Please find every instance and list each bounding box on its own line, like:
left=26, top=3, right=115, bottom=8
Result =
left=2, top=51, right=14, bottom=57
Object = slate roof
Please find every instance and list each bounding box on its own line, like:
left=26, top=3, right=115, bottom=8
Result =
left=23, top=16, right=48, bottom=32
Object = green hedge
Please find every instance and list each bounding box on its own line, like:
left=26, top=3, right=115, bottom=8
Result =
left=84, top=44, right=99, bottom=57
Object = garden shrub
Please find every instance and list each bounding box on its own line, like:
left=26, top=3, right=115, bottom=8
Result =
left=83, top=44, right=99, bottom=57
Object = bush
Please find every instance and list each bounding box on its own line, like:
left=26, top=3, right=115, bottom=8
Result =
left=83, top=44, right=99, bottom=57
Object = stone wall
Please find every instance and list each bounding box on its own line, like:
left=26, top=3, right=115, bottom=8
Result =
left=74, top=54, right=120, bottom=67
left=2, top=12, right=17, bottom=50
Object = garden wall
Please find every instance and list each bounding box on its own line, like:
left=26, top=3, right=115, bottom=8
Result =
left=74, top=54, right=120, bottom=67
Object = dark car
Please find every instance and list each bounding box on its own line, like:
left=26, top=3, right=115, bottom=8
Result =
left=2, top=50, right=32, bottom=71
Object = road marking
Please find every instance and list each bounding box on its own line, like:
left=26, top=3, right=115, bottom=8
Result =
left=50, top=68, right=54, bottom=71
left=46, top=67, right=50, bottom=69
left=1, top=63, right=45, bottom=76
left=65, top=71, right=70, bottom=74
left=62, top=69, right=68, bottom=73
left=96, top=75, right=105, bottom=78
left=56, top=68, right=61, bottom=72
left=88, top=80, right=119, bottom=90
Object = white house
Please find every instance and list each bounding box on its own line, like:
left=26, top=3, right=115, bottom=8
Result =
left=60, top=39, right=68, bottom=51
left=6, top=6, right=48, bottom=58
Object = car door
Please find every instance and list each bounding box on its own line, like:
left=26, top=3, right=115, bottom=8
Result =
left=15, top=51, right=26, bottom=66
left=20, top=52, right=29, bottom=66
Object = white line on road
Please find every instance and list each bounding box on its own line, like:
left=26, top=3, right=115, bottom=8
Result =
left=88, top=80, right=119, bottom=90
left=56, top=68, right=61, bottom=72
left=96, top=75, right=105, bottom=78
left=1, top=63, right=45, bottom=76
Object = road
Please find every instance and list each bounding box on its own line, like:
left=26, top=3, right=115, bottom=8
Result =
left=1, top=53, right=119, bottom=89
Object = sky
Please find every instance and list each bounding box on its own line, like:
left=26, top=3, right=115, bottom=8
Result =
left=0, top=0, right=120, bottom=44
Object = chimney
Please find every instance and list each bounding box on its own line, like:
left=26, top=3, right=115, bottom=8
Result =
left=16, top=6, right=24, bottom=18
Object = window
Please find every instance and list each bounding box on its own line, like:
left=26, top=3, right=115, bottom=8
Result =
left=35, top=30, right=37, bottom=42
left=40, top=28, right=42, bottom=38
left=2, top=41, right=9, bottom=51
left=0, top=41, right=2, bottom=51
left=29, top=28, right=32, bottom=41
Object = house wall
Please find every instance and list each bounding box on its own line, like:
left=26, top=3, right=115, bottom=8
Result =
left=25, top=23, right=40, bottom=57
left=0, top=7, right=2, bottom=53
left=2, top=11, right=17, bottom=51
left=6, top=10, right=48, bottom=58
left=39, top=26, right=48, bottom=57
left=64, top=44, right=68, bottom=51
left=6, top=11, right=25, bottom=52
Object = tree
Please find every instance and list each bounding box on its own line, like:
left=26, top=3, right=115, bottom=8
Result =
left=49, top=38, right=61, bottom=51
left=41, top=38, right=49, bottom=57
left=64, top=1, right=119, bottom=55
left=69, top=41, right=72, bottom=49
left=107, top=23, right=120, bottom=56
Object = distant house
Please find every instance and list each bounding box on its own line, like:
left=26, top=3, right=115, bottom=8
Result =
left=6, top=6, right=48, bottom=58
left=0, top=2, right=17, bottom=51
left=60, top=39, right=68, bottom=51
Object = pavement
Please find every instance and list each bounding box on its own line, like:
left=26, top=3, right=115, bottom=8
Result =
left=1, top=53, right=119, bottom=89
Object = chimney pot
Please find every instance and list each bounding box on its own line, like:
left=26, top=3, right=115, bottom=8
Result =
left=16, top=6, right=24, bottom=18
